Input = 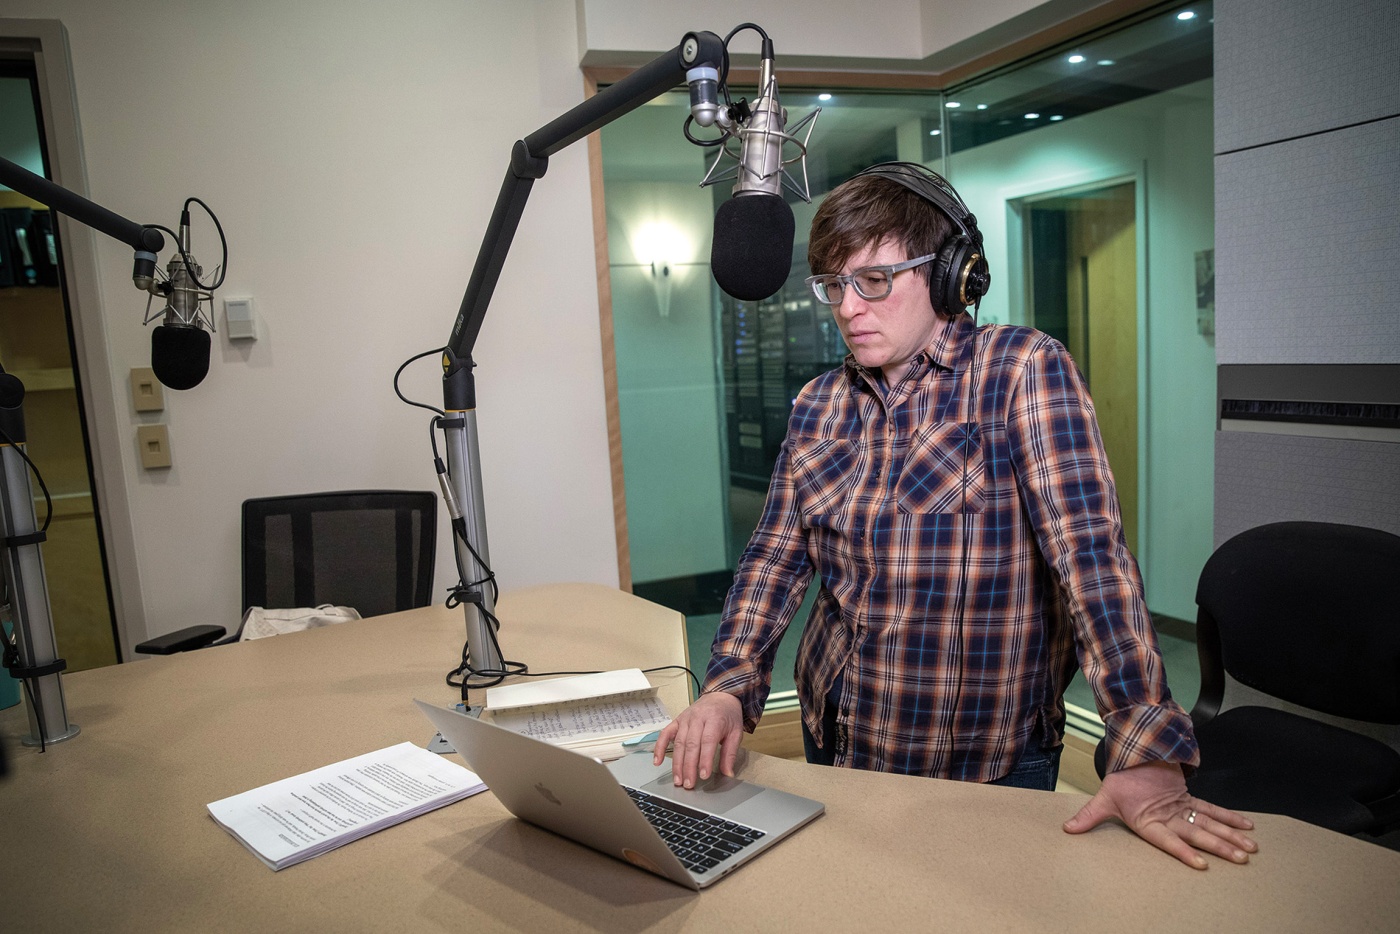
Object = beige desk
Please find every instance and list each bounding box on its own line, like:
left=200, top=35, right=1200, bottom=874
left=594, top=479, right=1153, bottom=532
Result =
left=3, top=582, right=1397, bottom=932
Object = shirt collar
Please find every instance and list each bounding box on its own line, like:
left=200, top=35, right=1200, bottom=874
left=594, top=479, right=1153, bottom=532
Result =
left=926, top=312, right=977, bottom=373
left=842, top=312, right=978, bottom=386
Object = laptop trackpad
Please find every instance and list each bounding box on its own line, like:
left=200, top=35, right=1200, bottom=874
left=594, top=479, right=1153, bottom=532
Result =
left=641, top=770, right=764, bottom=814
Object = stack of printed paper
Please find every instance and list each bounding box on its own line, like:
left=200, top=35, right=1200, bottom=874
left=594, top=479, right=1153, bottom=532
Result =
left=484, top=668, right=673, bottom=760
left=208, top=741, right=486, bottom=870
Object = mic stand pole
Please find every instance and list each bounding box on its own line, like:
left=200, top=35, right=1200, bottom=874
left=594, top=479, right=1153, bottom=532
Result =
left=0, top=399, right=78, bottom=746
left=0, top=157, right=166, bottom=742
left=440, top=31, right=727, bottom=682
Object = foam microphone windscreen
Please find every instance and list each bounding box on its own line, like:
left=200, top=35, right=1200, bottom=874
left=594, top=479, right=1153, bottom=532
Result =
left=711, top=194, right=795, bottom=302
left=0, top=370, right=25, bottom=409
left=151, top=324, right=211, bottom=390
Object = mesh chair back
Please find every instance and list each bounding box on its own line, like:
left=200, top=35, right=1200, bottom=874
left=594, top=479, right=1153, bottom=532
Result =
left=242, top=490, right=437, bottom=620
left=1195, top=521, right=1400, bottom=723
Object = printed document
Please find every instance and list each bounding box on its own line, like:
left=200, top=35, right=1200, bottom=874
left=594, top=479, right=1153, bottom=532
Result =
left=483, top=668, right=673, bottom=760
left=208, top=741, right=486, bottom=870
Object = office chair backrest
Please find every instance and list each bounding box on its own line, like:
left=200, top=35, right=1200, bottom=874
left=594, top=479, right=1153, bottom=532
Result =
left=243, top=490, right=437, bottom=620
left=1195, top=521, right=1400, bottom=723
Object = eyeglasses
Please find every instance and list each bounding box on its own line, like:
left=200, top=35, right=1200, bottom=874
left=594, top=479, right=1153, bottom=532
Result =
left=805, top=253, right=938, bottom=305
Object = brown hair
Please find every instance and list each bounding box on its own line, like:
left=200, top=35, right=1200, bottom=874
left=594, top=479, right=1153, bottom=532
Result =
left=807, top=173, right=954, bottom=283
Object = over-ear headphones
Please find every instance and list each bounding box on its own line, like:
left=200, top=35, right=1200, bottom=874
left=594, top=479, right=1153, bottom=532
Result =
left=851, top=161, right=991, bottom=317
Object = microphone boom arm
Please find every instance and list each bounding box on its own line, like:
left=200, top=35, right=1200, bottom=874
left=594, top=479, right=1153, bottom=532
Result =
left=0, top=156, right=171, bottom=748
left=0, top=156, right=165, bottom=256
left=438, top=30, right=727, bottom=683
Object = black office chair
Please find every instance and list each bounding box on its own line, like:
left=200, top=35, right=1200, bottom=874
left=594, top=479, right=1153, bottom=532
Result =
left=136, top=490, right=438, bottom=654
left=1094, top=521, right=1400, bottom=837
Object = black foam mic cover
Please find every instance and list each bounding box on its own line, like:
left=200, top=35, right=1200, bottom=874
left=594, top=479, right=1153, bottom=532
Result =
left=151, top=324, right=211, bottom=390
left=711, top=194, right=795, bottom=302
left=0, top=370, right=25, bottom=409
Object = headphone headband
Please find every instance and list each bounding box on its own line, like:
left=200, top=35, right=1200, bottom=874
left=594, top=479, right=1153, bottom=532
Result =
left=850, top=161, right=991, bottom=316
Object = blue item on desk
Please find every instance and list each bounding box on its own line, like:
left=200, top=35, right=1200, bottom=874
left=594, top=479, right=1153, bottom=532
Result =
left=622, top=730, right=662, bottom=752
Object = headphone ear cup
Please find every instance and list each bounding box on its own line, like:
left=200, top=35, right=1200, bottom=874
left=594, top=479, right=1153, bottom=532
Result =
left=963, top=253, right=991, bottom=309
left=931, top=235, right=970, bottom=316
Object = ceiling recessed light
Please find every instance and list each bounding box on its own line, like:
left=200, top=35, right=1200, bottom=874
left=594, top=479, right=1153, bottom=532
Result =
left=929, top=129, right=941, bottom=136
left=945, top=101, right=961, bottom=109
left=1068, top=54, right=1086, bottom=64
left=976, top=104, right=988, bottom=110
left=1025, top=112, right=1040, bottom=119
left=1177, top=10, right=1196, bottom=20
left=1097, top=59, right=1115, bottom=66
left=1049, top=115, right=1064, bottom=121
left=818, top=93, right=832, bottom=102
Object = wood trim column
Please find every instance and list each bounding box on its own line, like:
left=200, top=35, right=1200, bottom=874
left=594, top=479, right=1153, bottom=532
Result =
left=582, top=71, right=631, bottom=592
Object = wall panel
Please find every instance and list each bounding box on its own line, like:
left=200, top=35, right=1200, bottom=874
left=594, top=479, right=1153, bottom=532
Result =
left=1215, top=431, right=1400, bottom=546
left=1215, top=117, right=1400, bottom=365
left=1215, top=0, right=1400, bottom=153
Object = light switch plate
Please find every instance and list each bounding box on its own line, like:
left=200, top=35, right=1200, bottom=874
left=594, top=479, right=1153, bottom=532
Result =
left=137, top=424, right=172, bottom=469
left=130, top=367, right=165, bottom=412
left=224, top=296, right=257, bottom=341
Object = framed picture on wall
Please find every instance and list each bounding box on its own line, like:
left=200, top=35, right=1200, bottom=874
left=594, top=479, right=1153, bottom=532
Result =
left=1195, top=248, right=1215, bottom=337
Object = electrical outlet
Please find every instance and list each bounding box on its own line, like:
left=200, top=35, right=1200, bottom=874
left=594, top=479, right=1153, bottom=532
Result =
left=130, top=367, right=165, bottom=412
left=137, top=424, right=172, bottom=469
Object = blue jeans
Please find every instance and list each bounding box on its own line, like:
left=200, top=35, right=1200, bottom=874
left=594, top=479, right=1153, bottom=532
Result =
left=987, top=744, right=1062, bottom=791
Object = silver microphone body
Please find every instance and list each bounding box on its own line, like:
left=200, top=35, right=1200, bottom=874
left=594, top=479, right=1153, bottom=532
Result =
left=734, top=56, right=785, bottom=198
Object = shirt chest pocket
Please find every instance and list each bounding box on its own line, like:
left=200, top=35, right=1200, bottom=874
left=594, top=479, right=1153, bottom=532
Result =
left=895, top=422, right=986, bottom=515
left=789, top=438, right=859, bottom=523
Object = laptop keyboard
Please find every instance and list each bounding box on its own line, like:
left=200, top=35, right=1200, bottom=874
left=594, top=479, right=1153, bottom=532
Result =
left=623, top=786, right=766, bottom=874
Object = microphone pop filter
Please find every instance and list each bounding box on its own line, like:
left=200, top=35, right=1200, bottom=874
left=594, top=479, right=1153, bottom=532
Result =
left=711, top=194, right=795, bottom=302
left=151, top=324, right=211, bottom=390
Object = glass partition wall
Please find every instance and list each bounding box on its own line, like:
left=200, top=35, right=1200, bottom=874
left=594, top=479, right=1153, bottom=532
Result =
left=598, top=1, right=1215, bottom=727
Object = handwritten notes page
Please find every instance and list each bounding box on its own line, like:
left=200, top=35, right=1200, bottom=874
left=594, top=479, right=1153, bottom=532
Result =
left=207, top=742, right=486, bottom=870
left=483, top=669, right=673, bottom=760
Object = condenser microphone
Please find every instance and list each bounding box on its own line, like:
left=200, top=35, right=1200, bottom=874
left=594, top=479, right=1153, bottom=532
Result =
left=709, top=39, right=794, bottom=302
left=144, top=211, right=214, bottom=389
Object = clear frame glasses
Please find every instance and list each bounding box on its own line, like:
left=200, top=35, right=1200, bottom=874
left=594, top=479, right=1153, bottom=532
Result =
left=805, top=252, right=938, bottom=305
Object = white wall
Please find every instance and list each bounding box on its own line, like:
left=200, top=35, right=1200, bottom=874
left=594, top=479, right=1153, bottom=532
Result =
left=575, top=0, right=1086, bottom=68
left=578, top=0, right=925, bottom=64
left=8, top=0, right=618, bottom=649
left=948, top=81, right=1217, bottom=620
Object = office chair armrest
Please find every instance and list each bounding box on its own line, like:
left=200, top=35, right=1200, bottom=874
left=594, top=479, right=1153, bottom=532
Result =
left=134, top=625, right=228, bottom=655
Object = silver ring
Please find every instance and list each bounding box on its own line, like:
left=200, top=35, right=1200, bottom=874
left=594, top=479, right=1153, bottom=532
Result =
left=1186, top=808, right=1197, bottom=824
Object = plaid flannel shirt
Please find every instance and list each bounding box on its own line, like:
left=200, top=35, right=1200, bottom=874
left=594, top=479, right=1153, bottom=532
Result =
left=702, top=313, right=1198, bottom=782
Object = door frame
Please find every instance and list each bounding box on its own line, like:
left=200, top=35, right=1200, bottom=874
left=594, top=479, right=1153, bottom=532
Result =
left=1007, top=169, right=1150, bottom=571
left=2, top=18, right=146, bottom=660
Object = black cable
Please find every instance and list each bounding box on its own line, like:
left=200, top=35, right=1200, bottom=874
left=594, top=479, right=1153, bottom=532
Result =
left=0, top=424, right=52, bottom=534
left=505, top=664, right=701, bottom=700
left=946, top=301, right=983, bottom=780
left=141, top=194, right=228, bottom=295
left=0, top=405, right=56, bottom=753
left=182, top=196, right=228, bottom=291
left=395, top=347, right=447, bottom=417
left=682, top=22, right=768, bottom=151
left=682, top=114, right=727, bottom=148
left=431, top=412, right=522, bottom=693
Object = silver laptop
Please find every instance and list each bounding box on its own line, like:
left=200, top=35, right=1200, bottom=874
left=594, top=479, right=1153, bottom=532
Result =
left=414, top=699, right=823, bottom=890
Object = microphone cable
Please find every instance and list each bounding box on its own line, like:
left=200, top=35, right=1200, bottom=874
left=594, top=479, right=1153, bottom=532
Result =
left=395, top=348, right=515, bottom=694
left=141, top=196, right=229, bottom=295
left=945, top=300, right=985, bottom=780
left=680, top=22, right=768, bottom=149
left=0, top=421, right=56, bottom=753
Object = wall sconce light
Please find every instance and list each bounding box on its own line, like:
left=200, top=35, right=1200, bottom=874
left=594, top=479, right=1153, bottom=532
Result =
left=651, top=258, right=674, bottom=318
left=632, top=221, right=692, bottom=318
